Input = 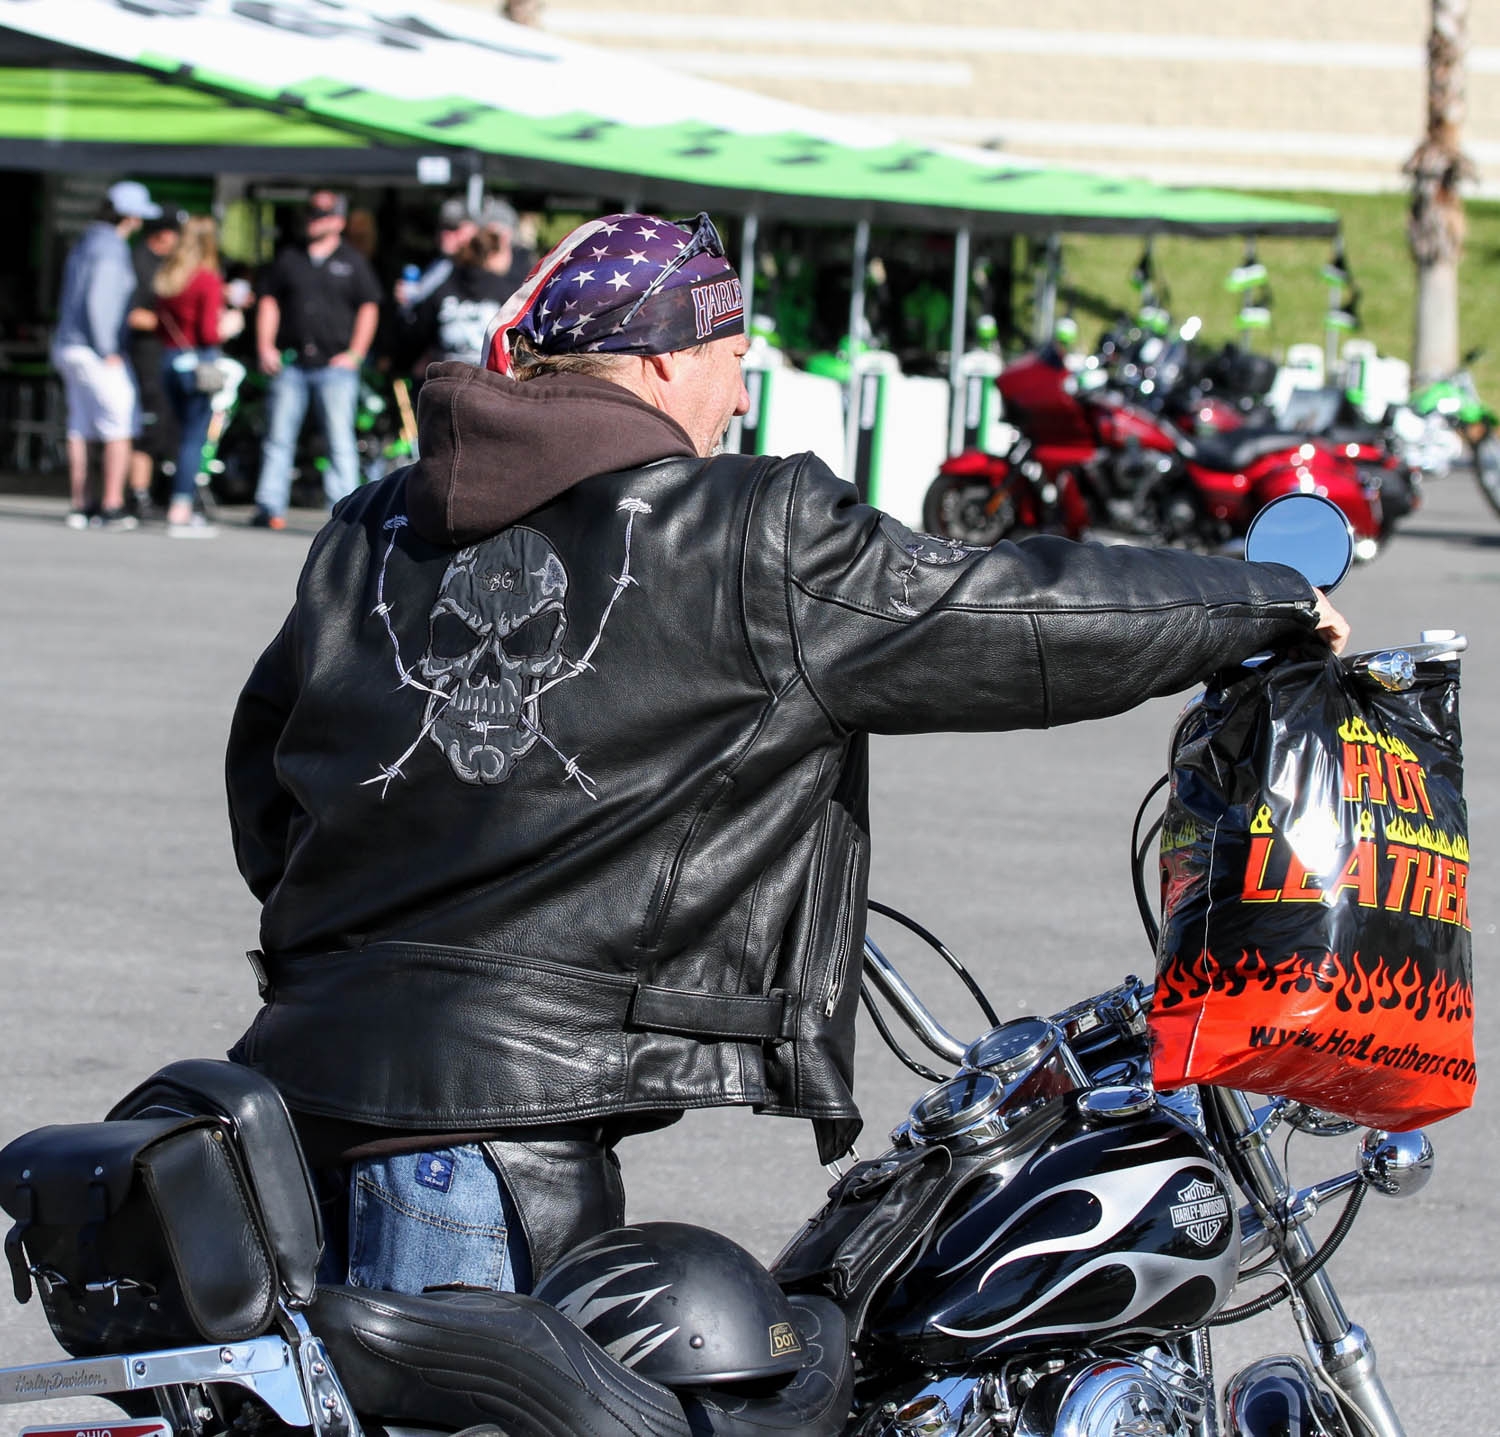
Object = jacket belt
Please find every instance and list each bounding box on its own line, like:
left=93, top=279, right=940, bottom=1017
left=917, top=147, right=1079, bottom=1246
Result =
left=251, top=946, right=797, bottom=1044
left=627, top=984, right=796, bottom=1042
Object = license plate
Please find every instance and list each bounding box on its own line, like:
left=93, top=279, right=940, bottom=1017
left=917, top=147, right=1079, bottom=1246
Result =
left=21, top=1423, right=173, bottom=1437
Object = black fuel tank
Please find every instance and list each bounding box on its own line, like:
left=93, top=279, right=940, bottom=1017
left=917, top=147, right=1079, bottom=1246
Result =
left=866, top=1107, right=1238, bottom=1366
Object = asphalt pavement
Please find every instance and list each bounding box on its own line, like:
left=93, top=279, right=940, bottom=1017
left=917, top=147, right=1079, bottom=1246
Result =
left=0, top=475, right=1495, bottom=1434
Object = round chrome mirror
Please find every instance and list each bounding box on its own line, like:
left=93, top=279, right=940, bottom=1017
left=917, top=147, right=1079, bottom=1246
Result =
left=1243, top=493, right=1355, bottom=593
left=1358, top=1128, right=1435, bottom=1198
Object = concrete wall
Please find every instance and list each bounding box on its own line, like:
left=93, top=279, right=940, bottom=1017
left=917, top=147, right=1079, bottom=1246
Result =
left=459, top=0, right=1500, bottom=196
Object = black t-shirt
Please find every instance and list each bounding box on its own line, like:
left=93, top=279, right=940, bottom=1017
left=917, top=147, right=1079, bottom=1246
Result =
left=264, top=241, right=381, bottom=368
left=130, top=243, right=159, bottom=312
left=414, top=262, right=525, bottom=366
left=128, top=244, right=163, bottom=363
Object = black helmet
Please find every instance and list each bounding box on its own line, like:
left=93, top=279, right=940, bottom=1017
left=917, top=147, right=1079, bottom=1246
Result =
left=532, top=1222, right=811, bottom=1386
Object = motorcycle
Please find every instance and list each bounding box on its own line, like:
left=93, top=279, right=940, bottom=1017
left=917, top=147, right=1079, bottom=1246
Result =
left=1158, top=345, right=1421, bottom=544
left=922, top=340, right=1384, bottom=556
left=1407, top=348, right=1500, bottom=520
left=0, top=499, right=1455, bottom=1437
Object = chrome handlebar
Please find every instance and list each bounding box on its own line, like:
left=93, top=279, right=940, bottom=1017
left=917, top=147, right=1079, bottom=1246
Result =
left=861, top=936, right=968, bottom=1066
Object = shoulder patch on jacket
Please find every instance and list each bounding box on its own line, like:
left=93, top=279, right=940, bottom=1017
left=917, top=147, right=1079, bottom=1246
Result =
left=877, top=515, right=986, bottom=617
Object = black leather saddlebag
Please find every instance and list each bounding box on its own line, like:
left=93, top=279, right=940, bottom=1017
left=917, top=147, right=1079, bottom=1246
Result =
left=770, top=1143, right=952, bottom=1331
left=0, top=1060, right=320, bottom=1358
left=108, top=1059, right=321, bottom=1305
left=0, top=1115, right=277, bottom=1355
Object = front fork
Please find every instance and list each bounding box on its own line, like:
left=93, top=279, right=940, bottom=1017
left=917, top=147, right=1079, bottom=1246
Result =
left=1206, top=1088, right=1405, bottom=1437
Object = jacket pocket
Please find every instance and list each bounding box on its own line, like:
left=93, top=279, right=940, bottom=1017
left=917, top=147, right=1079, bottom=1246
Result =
left=638, top=771, right=734, bottom=951
left=761, top=798, right=868, bottom=1153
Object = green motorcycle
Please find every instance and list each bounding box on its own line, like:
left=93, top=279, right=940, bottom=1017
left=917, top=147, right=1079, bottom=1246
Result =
left=1407, top=347, right=1500, bottom=519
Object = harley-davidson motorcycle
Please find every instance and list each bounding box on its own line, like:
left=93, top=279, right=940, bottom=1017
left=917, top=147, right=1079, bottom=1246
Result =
left=0, top=499, right=1455, bottom=1437
left=922, top=341, right=1386, bottom=555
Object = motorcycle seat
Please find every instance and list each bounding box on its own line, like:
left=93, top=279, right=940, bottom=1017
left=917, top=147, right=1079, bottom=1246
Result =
left=1189, top=429, right=1318, bottom=473
left=1323, top=425, right=1384, bottom=451
left=310, top=1284, right=854, bottom=1437
left=311, top=1283, right=693, bottom=1437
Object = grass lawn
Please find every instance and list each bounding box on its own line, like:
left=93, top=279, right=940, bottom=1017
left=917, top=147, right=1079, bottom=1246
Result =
left=1050, top=191, right=1500, bottom=402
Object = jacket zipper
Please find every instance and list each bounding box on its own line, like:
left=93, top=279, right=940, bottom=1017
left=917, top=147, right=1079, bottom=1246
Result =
left=824, top=837, right=863, bottom=1018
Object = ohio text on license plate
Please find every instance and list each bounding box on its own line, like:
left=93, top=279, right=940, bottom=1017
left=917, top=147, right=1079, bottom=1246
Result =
left=21, top=1423, right=172, bottom=1437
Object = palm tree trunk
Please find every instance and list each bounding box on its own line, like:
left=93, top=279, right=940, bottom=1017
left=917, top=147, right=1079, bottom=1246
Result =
left=1407, top=0, right=1474, bottom=382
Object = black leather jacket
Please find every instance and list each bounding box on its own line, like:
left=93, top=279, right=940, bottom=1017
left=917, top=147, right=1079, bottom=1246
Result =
left=226, top=372, right=1317, bottom=1163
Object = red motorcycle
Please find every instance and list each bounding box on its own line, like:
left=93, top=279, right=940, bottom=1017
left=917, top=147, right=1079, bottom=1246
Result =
left=923, top=346, right=1383, bottom=552
left=1163, top=362, right=1419, bottom=543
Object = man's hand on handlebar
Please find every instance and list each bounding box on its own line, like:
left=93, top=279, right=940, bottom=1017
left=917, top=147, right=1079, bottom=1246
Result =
left=1314, top=591, right=1350, bottom=655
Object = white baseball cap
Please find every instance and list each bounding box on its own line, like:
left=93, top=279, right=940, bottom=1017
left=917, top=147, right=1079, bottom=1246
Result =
left=107, top=180, right=162, bottom=220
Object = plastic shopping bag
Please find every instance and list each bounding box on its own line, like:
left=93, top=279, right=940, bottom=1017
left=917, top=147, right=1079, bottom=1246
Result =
left=1149, top=647, right=1473, bottom=1128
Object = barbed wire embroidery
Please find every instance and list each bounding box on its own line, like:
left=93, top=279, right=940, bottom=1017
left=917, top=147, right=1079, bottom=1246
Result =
left=885, top=520, right=984, bottom=619
left=362, top=497, right=652, bottom=800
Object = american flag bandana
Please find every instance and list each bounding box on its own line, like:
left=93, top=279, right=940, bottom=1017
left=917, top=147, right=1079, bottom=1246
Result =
left=484, top=212, right=744, bottom=374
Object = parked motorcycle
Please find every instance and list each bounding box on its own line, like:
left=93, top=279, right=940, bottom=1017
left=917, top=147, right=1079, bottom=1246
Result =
left=1407, top=348, right=1500, bottom=519
left=0, top=500, right=1455, bottom=1437
left=1157, top=343, right=1421, bottom=543
left=923, top=342, right=1383, bottom=555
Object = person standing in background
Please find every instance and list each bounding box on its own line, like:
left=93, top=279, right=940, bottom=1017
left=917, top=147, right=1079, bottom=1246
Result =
left=395, top=196, right=476, bottom=314
left=126, top=209, right=183, bottom=519
left=251, top=191, right=380, bottom=529
left=51, top=179, right=162, bottom=530
left=154, top=215, right=224, bottom=538
left=410, top=200, right=528, bottom=369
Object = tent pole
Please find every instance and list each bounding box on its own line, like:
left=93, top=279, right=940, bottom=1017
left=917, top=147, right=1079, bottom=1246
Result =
left=1034, top=232, right=1060, bottom=346
left=947, top=225, right=971, bottom=455
left=738, top=211, right=759, bottom=308
left=843, top=218, right=870, bottom=483
left=466, top=156, right=484, bottom=218
left=726, top=210, right=759, bottom=454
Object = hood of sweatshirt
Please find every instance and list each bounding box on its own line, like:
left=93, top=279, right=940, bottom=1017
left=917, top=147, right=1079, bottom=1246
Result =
left=405, top=361, right=697, bottom=546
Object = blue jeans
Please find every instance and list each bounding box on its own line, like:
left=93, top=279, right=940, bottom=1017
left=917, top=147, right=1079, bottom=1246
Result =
left=161, top=349, right=218, bottom=503
left=254, top=362, right=361, bottom=517
left=319, top=1144, right=531, bottom=1295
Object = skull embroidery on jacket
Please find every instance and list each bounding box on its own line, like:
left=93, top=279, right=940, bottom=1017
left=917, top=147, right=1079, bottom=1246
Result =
left=418, top=528, right=570, bottom=784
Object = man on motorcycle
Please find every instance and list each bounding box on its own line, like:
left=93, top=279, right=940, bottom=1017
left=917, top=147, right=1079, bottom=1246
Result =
left=225, top=212, right=1347, bottom=1299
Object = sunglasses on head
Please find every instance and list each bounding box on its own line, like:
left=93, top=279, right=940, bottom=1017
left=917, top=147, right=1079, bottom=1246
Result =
left=616, top=213, right=726, bottom=329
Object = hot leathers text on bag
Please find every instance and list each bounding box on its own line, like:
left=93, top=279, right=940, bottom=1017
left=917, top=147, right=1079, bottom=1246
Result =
left=226, top=395, right=1319, bottom=1163
left=1151, top=648, right=1473, bottom=1127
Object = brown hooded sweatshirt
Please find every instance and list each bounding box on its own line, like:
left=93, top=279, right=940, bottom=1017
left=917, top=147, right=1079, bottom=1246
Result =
left=404, top=361, right=698, bottom=546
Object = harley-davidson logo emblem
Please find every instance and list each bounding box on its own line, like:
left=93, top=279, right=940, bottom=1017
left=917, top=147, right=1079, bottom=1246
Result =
left=1170, top=1176, right=1230, bottom=1247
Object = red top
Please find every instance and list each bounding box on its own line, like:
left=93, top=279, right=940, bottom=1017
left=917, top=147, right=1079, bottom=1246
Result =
left=156, top=266, right=223, bottom=349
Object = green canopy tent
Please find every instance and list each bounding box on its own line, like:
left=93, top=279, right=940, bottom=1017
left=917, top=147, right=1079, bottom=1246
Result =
left=0, top=28, right=433, bottom=178
left=0, top=0, right=1337, bottom=236
left=0, top=65, right=426, bottom=176
left=2, top=0, right=1339, bottom=470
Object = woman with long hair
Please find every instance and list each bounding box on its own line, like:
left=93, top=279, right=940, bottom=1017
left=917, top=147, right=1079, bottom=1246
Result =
left=154, top=214, right=223, bottom=536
